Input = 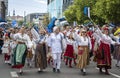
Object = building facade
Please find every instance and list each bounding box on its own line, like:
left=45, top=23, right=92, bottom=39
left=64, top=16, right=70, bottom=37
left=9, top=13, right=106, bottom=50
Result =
left=62, top=0, right=73, bottom=12
left=26, top=13, right=47, bottom=25
left=0, top=0, right=8, bottom=21
left=47, top=0, right=73, bottom=19
left=8, top=15, right=24, bottom=21
left=47, top=0, right=63, bottom=19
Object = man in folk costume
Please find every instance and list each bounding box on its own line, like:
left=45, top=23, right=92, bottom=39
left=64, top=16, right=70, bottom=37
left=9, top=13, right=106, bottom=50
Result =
left=74, top=29, right=92, bottom=75
left=35, top=27, right=47, bottom=72
left=12, top=26, right=32, bottom=74
left=48, top=26, right=64, bottom=73
left=94, top=26, right=116, bottom=75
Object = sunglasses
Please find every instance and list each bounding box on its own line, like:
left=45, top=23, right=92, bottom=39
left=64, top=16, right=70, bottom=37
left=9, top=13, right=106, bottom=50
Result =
left=82, top=32, right=86, bottom=33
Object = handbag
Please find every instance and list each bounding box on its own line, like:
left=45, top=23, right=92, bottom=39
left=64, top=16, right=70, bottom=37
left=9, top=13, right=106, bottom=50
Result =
left=78, top=47, right=84, bottom=55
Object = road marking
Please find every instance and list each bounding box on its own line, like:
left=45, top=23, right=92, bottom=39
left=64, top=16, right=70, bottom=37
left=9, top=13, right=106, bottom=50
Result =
left=10, top=69, right=38, bottom=77
left=96, top=68, right=120, bottom=78
left=10, top=71, right=19, bottom=78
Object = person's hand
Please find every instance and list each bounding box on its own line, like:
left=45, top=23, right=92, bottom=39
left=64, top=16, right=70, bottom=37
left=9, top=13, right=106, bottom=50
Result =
left=115, top=43, right=119, bottom=46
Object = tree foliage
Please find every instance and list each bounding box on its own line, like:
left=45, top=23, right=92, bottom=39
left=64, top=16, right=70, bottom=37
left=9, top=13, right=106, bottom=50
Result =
left=42, top=14, right=50, bottom=27
left=64, top=0, right=120, bottom=25
left=18, top=20, right=24, bottom=26
left=93, top=0, right=120, bottom=24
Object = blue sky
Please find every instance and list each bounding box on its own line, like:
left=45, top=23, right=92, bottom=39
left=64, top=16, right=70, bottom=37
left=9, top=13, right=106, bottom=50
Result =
left=8, top=0, right=47, bottom=16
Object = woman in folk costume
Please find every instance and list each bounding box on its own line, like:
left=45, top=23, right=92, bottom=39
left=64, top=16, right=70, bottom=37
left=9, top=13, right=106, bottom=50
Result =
left=2, top=33, right=11, bottom=64
left=111, top=29, right=120, bottom=67
left=74, top=29, right=92, bottom=75
left=48, top=26, right=64, bottom=73
left=34, top=27, right=47, bottom=72
left=94, top=26, right=116, bottom=75
left=64, top=33, right=76, bottom=68
left=12, top=26, right=32, bottom=74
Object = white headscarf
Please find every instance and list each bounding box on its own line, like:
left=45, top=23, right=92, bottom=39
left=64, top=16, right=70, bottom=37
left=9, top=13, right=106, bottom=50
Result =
left=53, top=26, right=58, bottom=32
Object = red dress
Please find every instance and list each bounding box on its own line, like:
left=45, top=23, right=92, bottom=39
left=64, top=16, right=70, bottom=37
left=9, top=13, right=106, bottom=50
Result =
left=64, top=44, right=74, bottom=59
left=96, top=41, right=111, bottom=69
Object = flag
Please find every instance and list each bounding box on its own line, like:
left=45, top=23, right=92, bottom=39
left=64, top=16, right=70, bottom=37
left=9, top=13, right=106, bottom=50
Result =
left=84, top=7, right=90, bottom=18
left=88, top=7, right=90, bottom=18
left=47, top=17, right=57, bottom=33
left=31, top=28, right=39, bottom=40
left=11, top=20, right=17, bottom=27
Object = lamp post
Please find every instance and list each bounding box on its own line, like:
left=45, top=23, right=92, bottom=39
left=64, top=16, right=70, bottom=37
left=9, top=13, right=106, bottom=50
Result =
left=24, top=11, right=26, bottom=25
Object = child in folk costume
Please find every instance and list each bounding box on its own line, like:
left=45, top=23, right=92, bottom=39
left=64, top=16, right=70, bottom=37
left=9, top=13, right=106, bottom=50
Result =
left=64, top=33, right=76, bottom=68
left=2, top=33, right=11, bottom=64
left=74, top=29, right=92, bottom=75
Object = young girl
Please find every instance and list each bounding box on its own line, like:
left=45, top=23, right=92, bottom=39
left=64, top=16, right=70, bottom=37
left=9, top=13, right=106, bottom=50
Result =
left=2, top=33, right=10, bottom=64
left=64, top=33, right=76, bottom=68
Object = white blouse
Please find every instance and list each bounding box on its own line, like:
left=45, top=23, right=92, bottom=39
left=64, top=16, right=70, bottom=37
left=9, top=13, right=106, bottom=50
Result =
left=14, top=33, right=33, bottom=48
left=96, top=28, right=115, bottom=45
left=74, top=34, right=92, bottom=50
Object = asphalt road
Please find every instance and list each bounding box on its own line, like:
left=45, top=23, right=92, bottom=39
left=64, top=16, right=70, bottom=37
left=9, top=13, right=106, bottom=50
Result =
left=0, top=54, right=120, bottom=78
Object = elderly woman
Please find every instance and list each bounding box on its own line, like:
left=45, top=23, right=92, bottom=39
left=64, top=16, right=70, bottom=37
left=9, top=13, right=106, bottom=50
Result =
left=74, top=29, right=91, bottom=75
left=48, top=26, right=64, bottom=73
left=12, top=26, right=32, bottom=74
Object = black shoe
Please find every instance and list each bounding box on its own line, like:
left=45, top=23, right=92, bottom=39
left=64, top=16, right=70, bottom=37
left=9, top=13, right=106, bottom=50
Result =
left=81, top=69, right=83, bottom=72
left=57, top=69, right=60, bottom=73
left=38, top=70, right=43, bottom=73
left=8, top=63, right=11, bottom=66
left=18, top=71, right=23, bottom=75
left=116, top=64, right=119, bottom=67
left=83, top=72, right=86, bottom=76
left=53, top=68, right=56, bottom=72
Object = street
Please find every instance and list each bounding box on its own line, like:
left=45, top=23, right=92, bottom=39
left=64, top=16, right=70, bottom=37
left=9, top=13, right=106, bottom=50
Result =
left=0, top=54, right=120, bottom=78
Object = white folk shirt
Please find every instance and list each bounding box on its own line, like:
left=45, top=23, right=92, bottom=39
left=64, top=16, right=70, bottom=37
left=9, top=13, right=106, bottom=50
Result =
left=101, top=34, right=115, bottom=45
left=14, top=33, right=33, bottom=48
left=75, top=34, right=92, bottom=50
left=65, top=38, right=76, bottom=51
left=49, top=33, right=63, bottom=53
left=96, top=28, right=115, bottom=45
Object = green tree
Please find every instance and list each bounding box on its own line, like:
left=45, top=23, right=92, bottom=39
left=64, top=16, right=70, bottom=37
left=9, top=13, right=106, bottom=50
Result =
left=64, top=0, right=97, bottom=24
left=64, top=5, right=77, bottom=23
left=18, top=20, right=24, bottom=26
left=93, top=0, right=120, bottom=24
left=42, top=14, right=50, bottom=27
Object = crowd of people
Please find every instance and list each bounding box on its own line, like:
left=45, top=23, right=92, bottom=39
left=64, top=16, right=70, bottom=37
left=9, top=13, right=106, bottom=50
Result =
left=0, top=24, right=120, bottom=76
